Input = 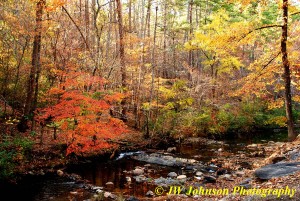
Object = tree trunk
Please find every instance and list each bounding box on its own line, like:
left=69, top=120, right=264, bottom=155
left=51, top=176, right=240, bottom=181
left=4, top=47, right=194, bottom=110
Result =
left=129, top=0, right=132, bottom=32
left=162, top=1, right=167, bottom=78
left=281, top=0, right=296, bottom=141
left=116, top=0, right=127, bottom=121
left=188, top=0, right=193, bottom=67
left=19, top=0, right=45, bottom=132
left=145, top=6, right=158, bottom=139
left=145, top=0, right=152, bottom=37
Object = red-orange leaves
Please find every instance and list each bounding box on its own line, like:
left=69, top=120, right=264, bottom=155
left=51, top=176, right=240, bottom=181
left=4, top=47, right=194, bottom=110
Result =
left=104, top=93, right=125, bottom=104
left=38, top=90, right=127, bottom=156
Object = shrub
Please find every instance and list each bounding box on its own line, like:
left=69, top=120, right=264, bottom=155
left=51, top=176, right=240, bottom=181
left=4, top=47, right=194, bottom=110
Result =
left=0, top=135, right=33, bottom=180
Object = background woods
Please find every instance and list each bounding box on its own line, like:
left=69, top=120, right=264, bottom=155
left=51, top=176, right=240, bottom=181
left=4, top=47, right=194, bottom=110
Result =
left=0, top=0, right=300, bottom=159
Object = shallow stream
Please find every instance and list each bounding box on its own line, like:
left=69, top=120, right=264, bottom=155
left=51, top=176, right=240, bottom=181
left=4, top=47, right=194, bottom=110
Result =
left=1, top=131, right=288, bottom=200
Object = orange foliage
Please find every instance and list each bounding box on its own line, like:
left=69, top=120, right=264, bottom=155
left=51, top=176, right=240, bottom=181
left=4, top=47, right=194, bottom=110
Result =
left=37, top=89, right=128, bottom=156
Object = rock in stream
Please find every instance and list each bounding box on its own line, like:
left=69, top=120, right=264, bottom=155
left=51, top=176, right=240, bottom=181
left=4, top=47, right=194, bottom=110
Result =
left=254, top=162, right=300, bottom=180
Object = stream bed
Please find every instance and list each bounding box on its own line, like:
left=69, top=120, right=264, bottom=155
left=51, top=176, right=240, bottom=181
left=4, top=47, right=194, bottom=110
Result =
left=1, top=131, right=288, bottom=201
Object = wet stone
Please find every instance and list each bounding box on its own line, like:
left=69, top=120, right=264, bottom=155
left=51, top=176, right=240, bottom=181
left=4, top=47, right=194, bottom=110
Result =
left=154, top=177, right=180, bottom=186
left=134, top=175, right=147, bottom=183
left=254, top=162, right=300, bottom=180
left=177, top=175, right=187, bottom=182
left=132, top=168, right=144, bottom=176
left=240, top=183, right=252, bottom=189
left=126, top=196, right=140, bottom=201
left=146, top=191, right=154, bottom=197
left=168, top=172, right=178, bottom=178
left=195, top=171, right=203, bottom=176
left=106, top=182, right=114, bottom=186
left=240, top=178, right=252, bottom=185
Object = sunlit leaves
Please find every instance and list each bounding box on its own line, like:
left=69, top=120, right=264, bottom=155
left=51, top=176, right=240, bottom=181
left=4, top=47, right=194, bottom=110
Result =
left=185, top=9, right=244, bottom=75
left=45, top=0, right=66, bottom=12
left=38, top=88, right=128, bottom=156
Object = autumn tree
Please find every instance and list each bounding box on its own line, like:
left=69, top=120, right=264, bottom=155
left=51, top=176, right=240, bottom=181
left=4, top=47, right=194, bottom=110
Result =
left=281, top=0, right=296, bottom=141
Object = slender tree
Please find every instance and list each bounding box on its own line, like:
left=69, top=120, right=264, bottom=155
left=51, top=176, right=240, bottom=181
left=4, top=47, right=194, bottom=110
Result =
left=116, top=0, right=127, bottom=121
left=19, top=0, right=45, bottom=132
left=281, top=0, right=296, bottom=141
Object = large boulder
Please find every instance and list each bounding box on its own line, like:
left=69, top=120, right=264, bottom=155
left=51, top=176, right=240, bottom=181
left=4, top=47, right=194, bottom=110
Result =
left=254, top=162, right=300, bottom=180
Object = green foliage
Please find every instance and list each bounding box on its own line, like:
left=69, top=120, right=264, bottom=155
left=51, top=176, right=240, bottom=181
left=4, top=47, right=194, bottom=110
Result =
left=152, top=96, right=297, bottom=139
left=0, top=135, right=33, bottom=180
left=0, top=149, right=15, bottom=179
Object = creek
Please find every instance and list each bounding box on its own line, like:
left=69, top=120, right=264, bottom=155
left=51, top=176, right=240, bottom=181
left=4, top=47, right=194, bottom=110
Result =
left=1, top=130, right=288, bottom=201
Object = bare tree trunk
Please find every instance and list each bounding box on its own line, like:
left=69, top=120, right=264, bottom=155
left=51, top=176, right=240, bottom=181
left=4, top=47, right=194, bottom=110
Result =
left=145, top=0, right=152, bottom=37
left=145, top=6, right=158, bottom=139
left=19, top=0, right=45, bottom=132
left=162, top=1, right=169, bottom=78
left=281, top=0, right=296, bottom=141
left=188, top=0, right=193, bottom=67
left=129, top=0, right=132, bottom=32
left=106, top=1, right=113, bottom=60
left=116, top=0, right=127, bottom=121
left=85, top=0, right=90, bottom=48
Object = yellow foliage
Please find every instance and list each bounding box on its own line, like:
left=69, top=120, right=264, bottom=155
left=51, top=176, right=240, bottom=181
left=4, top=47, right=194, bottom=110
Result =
left=267, top=99, right=284, bottom=110
left=185, top=9, right=246, bottom=76
left=265, top=116, right=287, bottom=127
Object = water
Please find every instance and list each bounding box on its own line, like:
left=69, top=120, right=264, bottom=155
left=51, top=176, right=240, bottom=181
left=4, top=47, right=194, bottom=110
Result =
left=1, top=130, right=288, bottom=201
left=66, top=153, right=178, bottom=198
left=0, top=175, right=92, bottom=201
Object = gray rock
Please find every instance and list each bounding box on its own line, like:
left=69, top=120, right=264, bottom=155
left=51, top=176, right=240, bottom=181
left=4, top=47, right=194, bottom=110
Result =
left=167, top=172, right=177, bottom=178
left=222, top=174, right=233, bottom=181
left=195, top=171, right=203, bottom=176
left=92, top=186, right=103, bottom=191
left=132, top=168, right=144, bottom=176
left=146, top=190, right=154, bottom=197
left=254, top=162, right=300, bottom=180
left=132, top=153, right=202, bottom=167
left=126, top=196, right=140, bottom=201
left=104, top=192, right=116, bottom=199
left=96, top=189, right=103, bottom=194
left=167, top=147, right=177, bottom=153
left=154, top=177, right=180, bottom=186
left=240, top=178, right=251, bottom=185
left=177, top=175, right=187, bottom=182
left=240, top=183, right=251, bottom=189
left=105, top=182, right=114, bottom=186
left=288, top=149, right=300, bottom=161
left=247, top=144, right=258, bottom=148
left=134, top=175, right=147, bottom=183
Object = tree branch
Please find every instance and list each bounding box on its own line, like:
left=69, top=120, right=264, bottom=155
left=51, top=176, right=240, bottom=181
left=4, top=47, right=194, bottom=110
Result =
left=239, top=24, right=283, bottom=42
left=291, top=11, right=300, bottom=16
left=254, top=51, right=281, bottom=79
left=62, top=6, right=89, bottom=50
